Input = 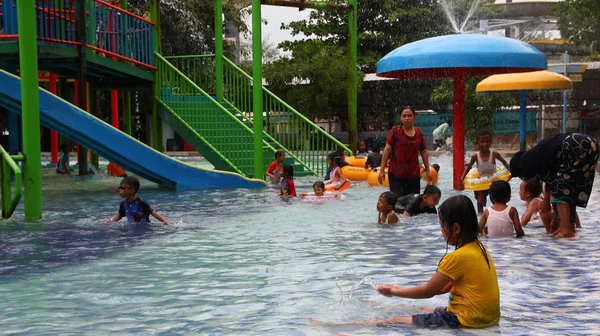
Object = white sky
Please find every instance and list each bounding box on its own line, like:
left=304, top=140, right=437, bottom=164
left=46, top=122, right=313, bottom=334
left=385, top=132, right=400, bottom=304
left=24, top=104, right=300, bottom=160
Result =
left=242, top=6, right=313, bottom=52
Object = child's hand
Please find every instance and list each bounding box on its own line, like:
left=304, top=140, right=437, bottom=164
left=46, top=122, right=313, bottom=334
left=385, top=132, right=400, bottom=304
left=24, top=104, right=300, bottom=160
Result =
left=163, top=221, right=172, bottom=226
left=377, top=284, right=399, bottom=297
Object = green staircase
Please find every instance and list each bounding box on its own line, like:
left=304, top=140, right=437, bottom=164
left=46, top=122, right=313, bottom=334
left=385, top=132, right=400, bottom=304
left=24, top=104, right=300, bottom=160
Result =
left=164, top=55, right=352, bottom=178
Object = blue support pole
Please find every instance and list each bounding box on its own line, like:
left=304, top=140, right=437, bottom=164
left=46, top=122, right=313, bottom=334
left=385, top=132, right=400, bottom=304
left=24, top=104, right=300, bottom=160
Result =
left=519, top=90, right=527, bottom=151
left=7, top=111, right=20, bottom=155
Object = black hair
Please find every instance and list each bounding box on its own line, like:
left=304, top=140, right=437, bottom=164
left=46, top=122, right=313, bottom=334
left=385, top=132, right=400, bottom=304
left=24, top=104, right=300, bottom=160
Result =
left=336, top=146, right=348, bottom=157
left=489, top=180, right=511, bottom=204
left=509, top=151, right=525, bottom=178
left=523, top=178, right=542, bottom=198
left=475, top=129, right=492, bottom=141
left=432, top=164, right=440, bottom=172
left=379, top=191, right=398, bottom=207
left=438, top=195, right=490, bottom=269
left=274, top=150, right=285, bottom=160
left=121, top=176, right=140, bottom=193
left=423, top=185, right=441, bottom=197
left=357, top=141, right=367, bottom=153
left=446, top=119, right=453, bottom=127
left=396, top=105, right=416, bottom=116
left=313, top=181, right=325, bottom=190
left=328, top=151, right=341, bottom=166
left=282, top=164, right=294, bottom=179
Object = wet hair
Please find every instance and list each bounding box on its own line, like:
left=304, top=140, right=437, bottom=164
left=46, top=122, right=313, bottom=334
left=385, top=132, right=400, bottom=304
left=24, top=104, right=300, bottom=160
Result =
left=423, top=185, right=441, bottom=197
left=489, top=180, right=511, bottom=204
left=328, top=152, right=341, bottom=166
left=282, top=164, right=294, bottom=179
left=475, top=129, right=492, bottom=141
left=523, top=178, right=542, bottom=198
left=274, top=150, right=285, bottom=160
left=379, top=191, right=398, bottom=207
left=121, top=176, right=140, bottom=193
left=438, top=195, right=490, bottom=269
left=313, top=181, right=325, bottom=190
left=432, top=164, right=440, bottom=172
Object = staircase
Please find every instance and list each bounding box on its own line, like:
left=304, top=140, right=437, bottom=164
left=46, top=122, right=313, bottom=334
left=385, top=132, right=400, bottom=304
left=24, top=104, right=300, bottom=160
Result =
left=164, top=55, right=351, bottom=178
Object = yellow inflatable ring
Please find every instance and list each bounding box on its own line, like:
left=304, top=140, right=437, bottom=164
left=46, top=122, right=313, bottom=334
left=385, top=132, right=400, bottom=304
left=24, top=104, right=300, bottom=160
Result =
left=420, top=164, right=439, bottom=186
left=463, top=166, right=512, bottom=191
left=345, top=156, right=368, bottom=167
left=341, top=165, right=370, bottom=181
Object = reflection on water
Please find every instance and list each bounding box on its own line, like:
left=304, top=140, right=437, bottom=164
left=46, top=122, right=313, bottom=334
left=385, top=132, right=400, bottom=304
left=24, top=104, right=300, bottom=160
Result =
left=1, top=158, right=599, bottom=335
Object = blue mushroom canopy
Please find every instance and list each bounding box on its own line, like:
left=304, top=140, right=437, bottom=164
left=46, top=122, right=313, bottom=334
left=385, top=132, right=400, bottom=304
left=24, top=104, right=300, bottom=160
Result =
left=376, top=34, right=547, bottom=78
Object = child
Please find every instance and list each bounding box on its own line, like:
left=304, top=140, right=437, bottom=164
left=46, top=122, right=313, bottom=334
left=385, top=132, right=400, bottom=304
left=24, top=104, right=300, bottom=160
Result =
left=356, top=141, right=368, bottom=157
left=279, top=164, right=297, bottom=197
left=324, top=153, right=347, bottom=189
left=106, top=176, right=170, bottom=225
left=432, top=164, right=440, bottom=173
left=478, top=180, right=524, bottom=238
left=519, top=178, right=553, bottom=231
left=365, top=143, right=382, bottom=170
left=299, top=181, right=326, bottom=198
left=266, top=150, right=285, bottom=184
left=377, top=192, right=399, bottom=224
left=324, top=149, right=349, bottom=180
left=310, top=195, right=500, bottom=328
left=461, top=129, right=510, bottom=213
left=56, top=144, right=71, bottom=174
left=395, top=185, right=441, bottom=216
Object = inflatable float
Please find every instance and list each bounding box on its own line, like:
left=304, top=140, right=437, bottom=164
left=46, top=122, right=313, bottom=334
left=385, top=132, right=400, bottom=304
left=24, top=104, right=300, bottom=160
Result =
left=326, top=178, right=351, bottom=192
left=300, top=192, right=342, bottom=202
left=367, top=165, right=439, bottom=187
left=341, top=165, right=370, bottom=181
left=463, top=166, right=511, bottom=191
left=345, top=156, right=368, bottom=167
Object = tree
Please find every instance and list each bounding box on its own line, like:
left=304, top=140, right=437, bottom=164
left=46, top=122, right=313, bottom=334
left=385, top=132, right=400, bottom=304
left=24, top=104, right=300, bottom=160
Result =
left=263, top=0, right=449, bottom=119
left=554, top=0, right=600, bottom=55
left=430, top=77, right=516, bottom=144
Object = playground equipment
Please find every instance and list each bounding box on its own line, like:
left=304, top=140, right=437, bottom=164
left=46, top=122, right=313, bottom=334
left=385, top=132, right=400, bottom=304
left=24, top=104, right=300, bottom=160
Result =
left=0, top=0, right=357, bottom=219
left=476, top=71, right=573, bottom=151
left=376, top=34, right=547, bottom=190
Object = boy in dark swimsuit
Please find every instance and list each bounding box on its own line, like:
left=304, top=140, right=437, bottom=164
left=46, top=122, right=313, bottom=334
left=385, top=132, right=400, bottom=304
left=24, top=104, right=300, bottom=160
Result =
left=106, top=176, right=170, bottom=225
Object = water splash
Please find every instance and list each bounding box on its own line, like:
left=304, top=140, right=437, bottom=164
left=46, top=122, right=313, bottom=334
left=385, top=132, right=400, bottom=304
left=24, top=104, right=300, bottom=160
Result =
left=336, top=276, right=379, bottom=306
left=438, top=0, right=484, bottom=33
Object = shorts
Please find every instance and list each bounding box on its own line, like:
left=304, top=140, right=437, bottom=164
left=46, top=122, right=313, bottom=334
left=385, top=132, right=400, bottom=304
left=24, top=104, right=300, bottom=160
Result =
left=412, top=306, right=461, bottom=329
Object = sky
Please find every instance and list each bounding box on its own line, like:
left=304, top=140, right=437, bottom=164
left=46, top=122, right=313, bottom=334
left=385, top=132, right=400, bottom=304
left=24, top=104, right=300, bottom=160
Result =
left=242, top=6, right=312, bottom=52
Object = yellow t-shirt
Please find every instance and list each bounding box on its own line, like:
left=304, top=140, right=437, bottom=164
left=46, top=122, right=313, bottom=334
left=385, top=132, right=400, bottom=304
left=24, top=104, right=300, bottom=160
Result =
left=437, top=241, right=500, bottom=328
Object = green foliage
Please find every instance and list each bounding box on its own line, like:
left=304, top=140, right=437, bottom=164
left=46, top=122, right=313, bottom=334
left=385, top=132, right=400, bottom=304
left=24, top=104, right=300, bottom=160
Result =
left=430, top=77, right=516, bottom=143
left=554, top=0, right=600, bottom=53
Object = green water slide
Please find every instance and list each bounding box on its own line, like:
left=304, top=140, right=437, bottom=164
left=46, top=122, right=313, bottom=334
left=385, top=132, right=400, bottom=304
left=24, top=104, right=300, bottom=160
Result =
left=162, top=54, right=351, bottom=178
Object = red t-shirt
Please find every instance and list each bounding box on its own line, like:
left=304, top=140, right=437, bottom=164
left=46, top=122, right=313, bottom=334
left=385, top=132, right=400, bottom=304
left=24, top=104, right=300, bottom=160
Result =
left=267, top=161, right=278, bottom=174
left=385, top=126, right=425, bottom=178
left=280, top=178, right=296, bottom=197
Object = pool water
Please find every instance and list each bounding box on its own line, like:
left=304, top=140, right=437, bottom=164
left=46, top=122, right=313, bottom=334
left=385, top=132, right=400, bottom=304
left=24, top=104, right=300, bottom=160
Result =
left=1, top=155, right=599, bottom=335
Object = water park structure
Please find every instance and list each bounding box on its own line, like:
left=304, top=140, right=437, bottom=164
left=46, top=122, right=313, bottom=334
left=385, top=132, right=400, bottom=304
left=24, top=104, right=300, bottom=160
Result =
left=0, top=0, right=358, bottom=220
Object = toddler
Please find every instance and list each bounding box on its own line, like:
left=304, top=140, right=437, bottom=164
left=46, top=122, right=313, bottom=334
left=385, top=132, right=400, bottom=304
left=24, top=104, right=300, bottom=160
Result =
left=377, top=192, right=399, bottom=224
left=478, top=180, right=524, bottom=238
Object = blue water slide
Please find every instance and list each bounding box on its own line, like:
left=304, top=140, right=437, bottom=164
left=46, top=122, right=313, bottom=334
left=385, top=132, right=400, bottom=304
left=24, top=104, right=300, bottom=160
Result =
left=0, top=70, right=267, bottom=190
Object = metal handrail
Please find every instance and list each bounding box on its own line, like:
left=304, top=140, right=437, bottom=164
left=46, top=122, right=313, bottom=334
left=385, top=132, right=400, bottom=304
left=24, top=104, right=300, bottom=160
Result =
left=0, top=145, right=23, bottom=219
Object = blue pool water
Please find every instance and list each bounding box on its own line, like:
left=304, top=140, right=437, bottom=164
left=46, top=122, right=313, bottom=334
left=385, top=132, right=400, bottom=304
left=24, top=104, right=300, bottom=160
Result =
left=1, top=155, right=599, bottom=335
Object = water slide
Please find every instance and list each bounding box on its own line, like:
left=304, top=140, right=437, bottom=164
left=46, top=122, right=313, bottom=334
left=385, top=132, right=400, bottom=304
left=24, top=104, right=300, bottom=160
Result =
left=0, top=70, right=267, bottom=190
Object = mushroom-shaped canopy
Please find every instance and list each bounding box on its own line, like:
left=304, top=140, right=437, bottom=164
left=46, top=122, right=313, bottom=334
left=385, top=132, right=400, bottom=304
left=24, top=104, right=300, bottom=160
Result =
left=476, top=70, right=573, bottom=92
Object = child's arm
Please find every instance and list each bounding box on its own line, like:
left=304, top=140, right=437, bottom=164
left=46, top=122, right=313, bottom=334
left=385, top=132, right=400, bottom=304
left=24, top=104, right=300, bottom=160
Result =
left=509, top=207, right=525, bottom=238
left=288, top=180, right=297, bottom=197
left=460, top=154, right=477, bottom=187
left=151, top=210, right=171, bottom=226
left=478, top=209, right=489, bottom=233
left=377, top=271, right=452, bottom=299
left=520, top=199, right=540, bottom=227
left=420, top=149, right=431, bottom=182
left=105, top=213, right=123, bottom=223
left=388, top=211, right=399, bottom=224
left=494, top=152, right=511, bottom=172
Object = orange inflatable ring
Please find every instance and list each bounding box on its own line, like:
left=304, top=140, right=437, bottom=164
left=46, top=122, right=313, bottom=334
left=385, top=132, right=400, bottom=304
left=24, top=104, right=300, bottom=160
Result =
left=345, top=156, right=368, bottom=167
left=341, top=165, right=370, bottom=181
left=368, top=166, right=438, bottom=187
left=326, top=179, right=351, bottom=192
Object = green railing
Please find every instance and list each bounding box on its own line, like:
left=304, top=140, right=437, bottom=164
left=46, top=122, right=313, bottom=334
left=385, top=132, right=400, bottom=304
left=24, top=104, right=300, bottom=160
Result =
left=156, top=53, right=274, bottom=177
left=166, top=55, right=351, bottom=177
left=0, top=145, right=23, bottom=219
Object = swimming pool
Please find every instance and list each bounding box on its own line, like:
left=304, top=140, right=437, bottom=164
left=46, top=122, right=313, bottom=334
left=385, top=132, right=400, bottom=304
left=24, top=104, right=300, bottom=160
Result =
left=1, top=155, right=599, bottom=335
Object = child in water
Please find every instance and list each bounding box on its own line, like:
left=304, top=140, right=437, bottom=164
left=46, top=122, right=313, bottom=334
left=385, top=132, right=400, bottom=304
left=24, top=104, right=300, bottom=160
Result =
left=310, top=195, right=500, bottom=328
left=266, top=150, right=285, bottom=184
left=461, top=129, right=510, bottom=213
left=478, top=180, right=524, bottom=238
left=377, top=192, right=399, bottom=224
left=279, top=164, right=297, bottom=197
left=519, top=178, right=552, bottom=230
left=395, top=185, right=441, bottom=216
left=324, top=153, right=347, bottom=190
left=356, top=141, right=368, bottom=157
left=106, top=176, right=170, bottom=225
left=56, top=144, right=71, bottom=174
left=299, top=181, right=342, bottom=200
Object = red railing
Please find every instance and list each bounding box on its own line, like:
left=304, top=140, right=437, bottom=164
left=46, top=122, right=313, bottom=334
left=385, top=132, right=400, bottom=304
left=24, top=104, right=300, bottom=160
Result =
left=0, top=0, right=155, bottom=69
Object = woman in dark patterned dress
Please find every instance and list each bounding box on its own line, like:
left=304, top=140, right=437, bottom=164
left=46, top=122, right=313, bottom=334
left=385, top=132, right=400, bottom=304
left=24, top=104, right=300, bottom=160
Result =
left=510, top=133, right=599, bottom=238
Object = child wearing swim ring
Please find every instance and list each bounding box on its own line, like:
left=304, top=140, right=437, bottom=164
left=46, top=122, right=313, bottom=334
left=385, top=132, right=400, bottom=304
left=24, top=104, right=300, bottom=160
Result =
left=300, top=181, right=326, bottom=199
left=461, top=129, right=510, bottom=214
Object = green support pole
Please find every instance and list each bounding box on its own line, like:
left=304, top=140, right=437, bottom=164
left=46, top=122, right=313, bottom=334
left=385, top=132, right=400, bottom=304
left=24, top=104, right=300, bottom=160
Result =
left=347, top=0, right=358, bottom=154
left=17, top=0, right=42, bottom=219
left=215, top=0, right=224, bottom=102
left=120, top=0, right=127, bottom=9
left=150, top=0, right=163, bottom=151
left=251, top=0, right=263, bottom=179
